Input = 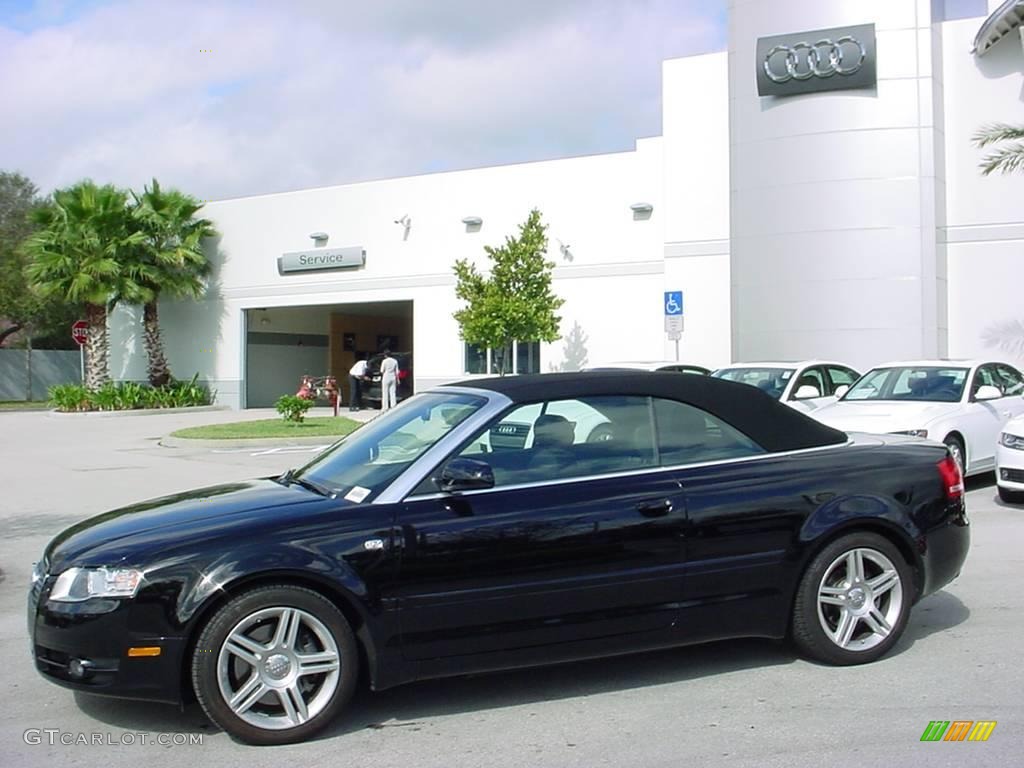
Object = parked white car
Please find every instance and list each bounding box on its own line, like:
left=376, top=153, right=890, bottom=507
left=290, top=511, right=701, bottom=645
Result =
left=997, top=414, right=1024, bottom=504
left=815, top=360, right=1024, bottom=477
left=710, top=361, right=861, bottom=414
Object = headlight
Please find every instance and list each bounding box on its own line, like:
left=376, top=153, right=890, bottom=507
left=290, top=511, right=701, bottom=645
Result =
left=891, top=429, right=929, bottom=438
left=1002, top=432, right=1024, bottom=451
left=49, top=567, right=143, bottom=602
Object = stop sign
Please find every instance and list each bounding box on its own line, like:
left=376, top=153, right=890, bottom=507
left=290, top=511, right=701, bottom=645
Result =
left=71, top=320, right=88, bottom=347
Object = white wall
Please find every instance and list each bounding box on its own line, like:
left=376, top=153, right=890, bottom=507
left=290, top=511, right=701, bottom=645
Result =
left=942, top=15, right=1024, bottom=367
left=662, top=53, right=732, bottom=368
left=727, top=0, right=947, bottom=371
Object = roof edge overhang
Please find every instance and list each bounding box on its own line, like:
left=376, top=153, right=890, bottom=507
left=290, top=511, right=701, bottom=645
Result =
left=973, top=0, right=1024, bottom=56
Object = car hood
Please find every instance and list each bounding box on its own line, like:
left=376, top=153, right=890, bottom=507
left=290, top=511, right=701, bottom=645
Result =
left=814, top=400, right=957, bottom=434
left=44, top=478, right=337, bottom=571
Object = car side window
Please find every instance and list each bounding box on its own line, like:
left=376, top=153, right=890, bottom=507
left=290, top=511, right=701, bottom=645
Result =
left=653, top=399, right=765, bottom=465
left=446, top=396, right=657, bottom=489
left=996, top=365, right=1024, bottom=396
left=826, top=366, right=858, bottom=394
left=972, top=364, right=1003, bottom=397
left=791, top=367, right=826, bottom=399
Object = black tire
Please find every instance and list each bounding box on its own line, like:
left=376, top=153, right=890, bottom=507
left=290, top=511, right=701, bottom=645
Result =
left=943, top=434, right=966, bottom=476
left=998, top=486, right=1024, bottom=505
left=792, top=532, right=913, bottom=666
left=191, top=585, right=358, bottom=745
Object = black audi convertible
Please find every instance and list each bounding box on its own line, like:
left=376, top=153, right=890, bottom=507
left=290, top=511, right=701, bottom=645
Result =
left=29, top=371, right=970, bottom=744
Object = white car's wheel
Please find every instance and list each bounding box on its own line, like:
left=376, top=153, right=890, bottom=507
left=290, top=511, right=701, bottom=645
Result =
left=943, top=435, right=965, bottom=476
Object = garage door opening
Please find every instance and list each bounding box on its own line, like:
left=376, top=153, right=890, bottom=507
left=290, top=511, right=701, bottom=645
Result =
left=244, top=301, right=413, bottom=408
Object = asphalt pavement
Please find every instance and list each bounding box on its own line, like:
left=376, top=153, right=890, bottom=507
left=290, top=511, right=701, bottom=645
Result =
left=0, top=407, right=1020, bottom=767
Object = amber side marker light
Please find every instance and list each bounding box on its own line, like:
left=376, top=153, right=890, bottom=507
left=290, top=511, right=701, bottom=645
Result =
left=127, top=647, right=162, bottom=657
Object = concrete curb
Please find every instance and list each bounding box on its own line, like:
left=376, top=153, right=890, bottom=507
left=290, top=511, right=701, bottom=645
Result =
left=159, top=434, right=342, bottom=450
left=46, top=405, right=230, bottom=419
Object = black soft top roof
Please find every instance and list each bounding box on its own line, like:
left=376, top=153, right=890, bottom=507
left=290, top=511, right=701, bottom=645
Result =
left=443, top=371, right=847, bottom=453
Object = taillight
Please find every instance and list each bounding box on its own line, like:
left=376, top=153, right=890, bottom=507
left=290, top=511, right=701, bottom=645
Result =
left=937, top=455, right=964, bottom=500
left=398, top=369, right=409, bottom=380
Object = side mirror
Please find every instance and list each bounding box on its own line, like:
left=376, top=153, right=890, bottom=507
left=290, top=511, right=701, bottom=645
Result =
left=793, top=384, right=821, bottom=400
left=974, top=385, right=1002, bottom=402
left=833, top=385, right=850, bottom=398
left=439, top=457, right=495, bottom=493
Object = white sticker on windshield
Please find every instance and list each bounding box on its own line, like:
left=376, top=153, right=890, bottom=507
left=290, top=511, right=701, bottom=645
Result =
left=344, top=486, right=371, bottom=503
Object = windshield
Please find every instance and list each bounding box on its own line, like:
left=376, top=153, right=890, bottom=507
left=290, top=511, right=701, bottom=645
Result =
left=711, top=367, right=795, bottom=399
left=842, top=366, right=969, bottom=403
left=296, top=391, right=485, bottom=501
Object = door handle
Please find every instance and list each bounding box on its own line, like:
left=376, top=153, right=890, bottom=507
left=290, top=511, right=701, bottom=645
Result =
left=637, top=499, right=673, bottom=517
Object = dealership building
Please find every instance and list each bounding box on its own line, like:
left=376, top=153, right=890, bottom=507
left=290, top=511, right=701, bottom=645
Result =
left=110, top=0, right=1024, bottom=409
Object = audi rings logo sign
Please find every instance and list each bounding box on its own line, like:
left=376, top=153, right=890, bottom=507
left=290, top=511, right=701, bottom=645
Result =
left=756, top=24, right=876, bottom=97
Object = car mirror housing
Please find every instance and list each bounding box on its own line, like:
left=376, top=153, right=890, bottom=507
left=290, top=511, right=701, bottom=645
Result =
left=439, top=457, right=495, bottom=493
left=833, top=385, right=850, bottom=398
left=974, top=385, right=1002, bottom=402
left=793, top=385, right=821, bottom=400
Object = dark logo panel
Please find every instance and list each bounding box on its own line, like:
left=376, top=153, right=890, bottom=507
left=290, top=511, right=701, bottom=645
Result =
left=756, top=23, right=876, bottom=97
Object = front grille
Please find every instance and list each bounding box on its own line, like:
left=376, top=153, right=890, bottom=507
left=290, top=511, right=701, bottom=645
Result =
left=1002, top=468, right=1024, bottom=483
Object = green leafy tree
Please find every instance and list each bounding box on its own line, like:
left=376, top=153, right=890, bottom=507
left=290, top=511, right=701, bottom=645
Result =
left=972, top=123, right=1024, bottom=175
left=0, top=171, right=79, bottom=347
left=129, top=179, right=217, bottom=386
left=452, top=209, right=564, bottom=375
left=22, top=181, right=145, bottom=388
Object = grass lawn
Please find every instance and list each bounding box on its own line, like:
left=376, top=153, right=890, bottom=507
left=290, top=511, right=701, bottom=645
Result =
left=0, top=400, right=50, bottom=410
left=171, top=417, right=363, bottom=440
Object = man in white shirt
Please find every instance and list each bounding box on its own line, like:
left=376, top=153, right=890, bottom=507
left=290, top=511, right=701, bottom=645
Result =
left=348, top=355, right=368, bottom=411
left=380, top=349, right=399, bottom=411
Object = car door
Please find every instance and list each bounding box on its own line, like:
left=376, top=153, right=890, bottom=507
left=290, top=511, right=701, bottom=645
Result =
left=649, top=397, right=814, bottom=642
left=788, top=365, right=831, bottom=412
left=996, top=364, right=1024, bottom=419
left=961, top=364, right=1012, bottom=471
left=392, top=395, right=688, bottom=660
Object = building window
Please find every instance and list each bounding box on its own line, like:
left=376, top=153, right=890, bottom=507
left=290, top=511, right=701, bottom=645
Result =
left=463, top=340, right=541, bottom=374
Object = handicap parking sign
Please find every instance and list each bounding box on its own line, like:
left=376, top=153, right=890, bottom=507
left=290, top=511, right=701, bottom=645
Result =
left=664, top=291, right=683, bottom=315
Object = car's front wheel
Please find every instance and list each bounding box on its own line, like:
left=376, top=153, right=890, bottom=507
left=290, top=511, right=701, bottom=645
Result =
left=191, top=585, right=358, bottom=745
left=792, top=532, right=912, bottom=665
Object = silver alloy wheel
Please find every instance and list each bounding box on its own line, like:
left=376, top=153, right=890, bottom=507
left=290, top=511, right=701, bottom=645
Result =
left=216, top=606, right=341, bottom=731
left=816, top=547, right=903, bottom=652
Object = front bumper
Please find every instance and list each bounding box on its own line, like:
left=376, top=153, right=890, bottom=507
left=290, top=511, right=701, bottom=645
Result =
left=996, top=441, right=1024, bottom=491
left=28, top=574, right=186, bottom=704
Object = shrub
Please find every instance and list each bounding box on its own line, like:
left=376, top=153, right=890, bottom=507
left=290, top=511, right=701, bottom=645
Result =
left=48, top=373, right=213, bottom=412
left=276, top=394, right=313, bottom=423
left=49, top=384, right=91, bottom=412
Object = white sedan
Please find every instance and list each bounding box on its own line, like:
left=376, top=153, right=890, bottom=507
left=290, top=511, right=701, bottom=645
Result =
left=710, top=361, right=861, bottom=414
left=814, top=360, right=1024, bottom=477
left=997, top=414, right=1024, bottom=504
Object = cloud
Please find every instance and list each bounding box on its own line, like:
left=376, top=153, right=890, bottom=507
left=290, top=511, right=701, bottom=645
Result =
left=0, top=0, right=725, bottom=199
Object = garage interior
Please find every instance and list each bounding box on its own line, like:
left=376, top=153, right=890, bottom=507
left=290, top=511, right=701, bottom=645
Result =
left=244, top=301, right=413, bottom=408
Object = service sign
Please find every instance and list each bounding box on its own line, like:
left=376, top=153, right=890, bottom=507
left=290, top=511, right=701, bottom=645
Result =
left=278, top=246, right=366, bottom=274
left=755, top=23, right=876, bottom=97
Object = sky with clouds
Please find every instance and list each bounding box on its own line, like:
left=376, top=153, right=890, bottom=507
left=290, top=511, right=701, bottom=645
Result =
left=0, top=0, right=727, bottom=201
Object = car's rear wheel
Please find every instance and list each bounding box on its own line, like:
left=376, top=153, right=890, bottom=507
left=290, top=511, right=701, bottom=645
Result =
left=191, top=585, right=358, bottom=745
left=792, top=532, right=912, bottom=665
left=998, top=486, right=1024, bottom=504
left=943, top=435, right=965, bottom=476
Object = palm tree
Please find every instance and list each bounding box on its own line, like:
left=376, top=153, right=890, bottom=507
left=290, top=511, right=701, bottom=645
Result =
left=972, top=123, right=1024, bottom=175
left=22, top=181, right=145, bottom=389
left=129, top=179, right=217, bottom=387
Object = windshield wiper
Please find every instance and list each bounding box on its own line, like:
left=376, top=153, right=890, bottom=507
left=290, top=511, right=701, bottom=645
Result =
left=278, top=468, right=333, bottom=497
